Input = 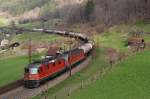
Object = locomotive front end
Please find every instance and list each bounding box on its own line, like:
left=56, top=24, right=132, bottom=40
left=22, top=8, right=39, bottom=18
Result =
left=24, top=64, right=40, bottom=88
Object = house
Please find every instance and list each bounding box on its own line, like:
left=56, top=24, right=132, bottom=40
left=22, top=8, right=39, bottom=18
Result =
left=128, top=37, right=145, bottom=49
left=0, top=38, right=9, bottom=47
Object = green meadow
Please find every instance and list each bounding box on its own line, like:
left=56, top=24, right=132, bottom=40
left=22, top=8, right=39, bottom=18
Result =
left=0, top=16, right=9, bottom=27
left=0, top=56, right=28, bottom=87
left=66, top=50, right=150, bottom=99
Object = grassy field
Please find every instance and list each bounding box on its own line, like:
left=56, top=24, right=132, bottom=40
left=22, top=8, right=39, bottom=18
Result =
left=0, top=16, right=9, bottom=27
left=0, top=56, right=28, bottom=87
left=135, top=21, right=150, bottom=41
left=11, top=32, right=59, bottom=43
left=66, top=50, right=150, bottom=99
left=17, top=21, right=41, bottom=29
left=96, top=21, right=150, bottom=51
left=96, top=26, right=128, bottom=51
left=135, top=21, right=150, bottom=32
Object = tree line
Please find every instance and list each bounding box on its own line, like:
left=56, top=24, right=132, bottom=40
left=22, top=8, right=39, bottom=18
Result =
left=1, top=0, right=149, bottom=26
left=43, top=0, right=150, bottom=25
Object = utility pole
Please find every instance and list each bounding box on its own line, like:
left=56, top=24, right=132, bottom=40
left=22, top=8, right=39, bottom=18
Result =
left=28, top=38, right=32, bottom=64
left=63, top=44, right=66, bottom=52
left=69, top=42, right=72, bottom=77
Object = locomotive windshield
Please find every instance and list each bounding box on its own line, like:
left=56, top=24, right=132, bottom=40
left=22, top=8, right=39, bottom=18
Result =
left=30, top=68, right=38, bottom=74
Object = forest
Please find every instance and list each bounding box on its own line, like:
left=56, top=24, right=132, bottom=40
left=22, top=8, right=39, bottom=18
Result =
left=0, top=0, right=149, bottom=26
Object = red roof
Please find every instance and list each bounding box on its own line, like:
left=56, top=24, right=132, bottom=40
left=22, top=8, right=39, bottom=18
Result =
left=47, top=47, right=59, bottom=56
left=128, top=38, right=144, bottom=44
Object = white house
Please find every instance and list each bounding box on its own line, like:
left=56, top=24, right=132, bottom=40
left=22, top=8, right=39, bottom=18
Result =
left=0, top=38, right=9, bottom=47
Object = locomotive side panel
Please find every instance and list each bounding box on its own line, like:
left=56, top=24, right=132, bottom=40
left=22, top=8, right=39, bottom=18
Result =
left=38, top=59, right=66, bottom=80
left=68, top=49, right=85, bottom=66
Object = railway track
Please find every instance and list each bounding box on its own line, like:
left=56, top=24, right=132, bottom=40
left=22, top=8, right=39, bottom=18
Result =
left=0, top=79, right=23, bottom=95
left=0, top=27, right=94, bottom=98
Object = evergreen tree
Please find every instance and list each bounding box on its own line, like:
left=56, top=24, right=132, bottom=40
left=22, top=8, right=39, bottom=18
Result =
left=84, top=0, right=94, bottom=21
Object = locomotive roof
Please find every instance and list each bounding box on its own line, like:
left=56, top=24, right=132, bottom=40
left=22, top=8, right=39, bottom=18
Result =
left=128, top=37, right=144, bottom=42
left=27, top=55, right=60, bottom=68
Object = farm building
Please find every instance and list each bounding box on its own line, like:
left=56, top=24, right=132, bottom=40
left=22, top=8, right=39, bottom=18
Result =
left=128, top=37, right=146, bottom=49
left=0, top=38, right=9, bottom=47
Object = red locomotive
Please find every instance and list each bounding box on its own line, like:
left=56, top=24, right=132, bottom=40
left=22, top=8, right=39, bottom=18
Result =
left=24, top=48, right=87, bottom=88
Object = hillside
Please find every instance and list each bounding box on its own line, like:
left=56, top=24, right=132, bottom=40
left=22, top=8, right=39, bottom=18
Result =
left=33, top=21, right=150, bottom=99
left=0, top=0, right=85, bottom=20
left=0, top=0, right=51, bottom=15
left=0, top=0, right=149, bottom=27
left=66, top=50, right=150, bottom=99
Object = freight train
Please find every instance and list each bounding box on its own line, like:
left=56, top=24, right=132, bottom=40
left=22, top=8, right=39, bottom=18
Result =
left=23, top=29, right=94, bottom=88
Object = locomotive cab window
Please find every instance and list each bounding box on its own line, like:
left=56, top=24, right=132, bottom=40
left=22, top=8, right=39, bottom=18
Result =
left=30, top=68, right=38, bottom=74
left=38, top=69, right=40, bottom=73
left=38, top=67, right=42, bottom=73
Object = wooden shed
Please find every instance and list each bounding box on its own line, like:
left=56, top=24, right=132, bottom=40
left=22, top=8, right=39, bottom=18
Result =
left=128, top=37, right=145, bottom=49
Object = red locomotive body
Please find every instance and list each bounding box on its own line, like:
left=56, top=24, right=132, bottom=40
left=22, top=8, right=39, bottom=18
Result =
left=68, top=49, right=85, bottom=65
left=24, top=48, right=85, bottom=88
